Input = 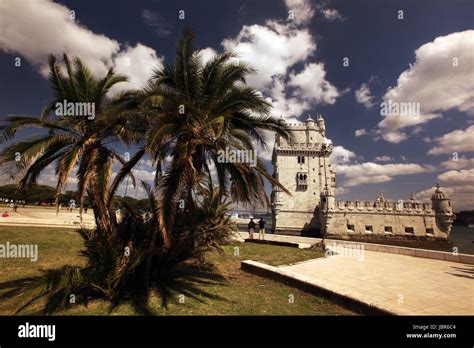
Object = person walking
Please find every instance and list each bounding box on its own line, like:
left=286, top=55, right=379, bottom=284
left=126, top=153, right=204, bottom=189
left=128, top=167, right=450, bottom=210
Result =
left=247, top=218, right=256, bottom=239
left=258, top=218, right=266, bottom=240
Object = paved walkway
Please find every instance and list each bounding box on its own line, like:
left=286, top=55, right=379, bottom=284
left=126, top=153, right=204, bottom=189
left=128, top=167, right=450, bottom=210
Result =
left=0, top=207, right=95, bottom=229
left=279, top=248, right=474, bottom=315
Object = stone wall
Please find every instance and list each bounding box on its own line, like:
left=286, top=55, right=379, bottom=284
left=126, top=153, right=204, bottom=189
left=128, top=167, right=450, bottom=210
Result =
left=324, top=210, right=446, bottom=238
left=273, top=210, right=320, bottom=235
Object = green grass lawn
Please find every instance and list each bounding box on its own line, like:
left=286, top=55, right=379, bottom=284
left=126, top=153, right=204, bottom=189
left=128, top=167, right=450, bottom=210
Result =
left=0, top=225, right=356, bottom=315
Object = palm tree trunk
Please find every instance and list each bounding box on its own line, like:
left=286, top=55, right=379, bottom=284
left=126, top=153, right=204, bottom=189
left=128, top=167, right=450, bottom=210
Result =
left=87, top=188, right=118, bottom=240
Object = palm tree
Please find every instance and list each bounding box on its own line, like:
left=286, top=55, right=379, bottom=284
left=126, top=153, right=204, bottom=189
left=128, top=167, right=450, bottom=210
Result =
left=139, top=30, right=292, bottom=246
left=0, top=54, right=141, bottom=237
left=0, top=30, right=295, bottom=313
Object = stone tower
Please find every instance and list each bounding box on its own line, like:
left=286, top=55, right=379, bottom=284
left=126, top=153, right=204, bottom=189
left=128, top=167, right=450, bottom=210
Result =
left=271, top=114, right=336, bottom=236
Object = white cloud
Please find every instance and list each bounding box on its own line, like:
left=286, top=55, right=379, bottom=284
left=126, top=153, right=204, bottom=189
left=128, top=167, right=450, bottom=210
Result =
left=382, top=131, right=408, bottom=144
left=438, top=168, right=474, bottom=186
left=288, top=62, right=340, bottom=105
left=329, top=146, right=356, bottom=165
left=354, top=128, right=367, bottom=137
left=141, top=8, right=171, bottom=37
left=222, top=21, right=316, bottom=91
left=411, top=126, right=423, bottom=135
left=265, top=76, right=308, bottom=120
left=130, top=168, right=156, bottom=182
left=328, top=145, right=430, bottom=189
left=34, top=165, right=77, bottom=191
left=0, top=0, right=118, bottom=76
left=284, top=0, right=315, bottom=25
left=199, top=47, right=217, bottom=65
left=374, top=156, right=393, bottom=162
left=110, top=44, right=164, bottom=94
left=428, top=125, right=474, bottom=155
left=221, top=7, right=341, bottom=122
left=335, top=162, right=432, bottom=187
left=335, top=186, right=348, bottom=195
left=416, top=169, right=474, bottom=211
left=355, top=82, right=375, bottom=109
left=0, top=0, right=164, bottom=93
left=321, top=8, right=343, bottom=22
left=376, top=30, right=474, bottom=142
left=441, top=156, right=474, bottom=170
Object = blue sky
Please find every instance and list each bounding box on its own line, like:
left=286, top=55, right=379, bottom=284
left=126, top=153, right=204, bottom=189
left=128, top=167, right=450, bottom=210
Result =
left=0, top=0, right=473, bottom=210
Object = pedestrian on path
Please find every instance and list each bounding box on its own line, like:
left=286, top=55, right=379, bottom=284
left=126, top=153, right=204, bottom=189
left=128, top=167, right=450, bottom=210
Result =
left=258, top=218, right=266, bottom=240
left=248, top=218, right=256, bottom=239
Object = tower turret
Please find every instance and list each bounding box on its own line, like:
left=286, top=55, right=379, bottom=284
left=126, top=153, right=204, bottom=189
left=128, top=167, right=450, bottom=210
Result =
left=320, top=183, right=335, bottom=211
left=319, top=183, right=335, bottom=237
left=317, top=114, right=326, bottom=137
left=431, top=184, right=455, bottom=235
left=305, top=114, right=316, bottom=128
left=431, top=184, right=452, bottom=214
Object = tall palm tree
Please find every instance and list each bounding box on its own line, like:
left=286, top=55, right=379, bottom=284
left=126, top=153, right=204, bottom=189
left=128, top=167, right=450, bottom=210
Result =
left=0, top=31, right=296, bottom=313
left=0, top=54, right=141, bottom=237
left=139, top=30, right=292, bottom=246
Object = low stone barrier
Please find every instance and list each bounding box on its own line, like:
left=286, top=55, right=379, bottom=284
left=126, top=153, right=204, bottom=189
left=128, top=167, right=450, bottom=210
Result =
left=238, top=232, right=474, bottom=264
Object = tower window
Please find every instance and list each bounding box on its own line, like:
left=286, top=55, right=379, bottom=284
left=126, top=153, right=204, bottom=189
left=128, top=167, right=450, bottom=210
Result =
left=426, top=228, right=434, bottom=236
left=405, top=227, right=415, bottom=234
left=296, top=172, right=308, bottom=189
left=347, top=224, right=355, bottom=232
left=384, top=226, right=393, bottom=234
left=297, top=156, right=305, bottom=164
left=365, top=225, right=373, bottom=233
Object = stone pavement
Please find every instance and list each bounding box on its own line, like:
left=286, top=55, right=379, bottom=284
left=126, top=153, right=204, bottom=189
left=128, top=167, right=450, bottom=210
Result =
left=278, top=247, right=474, bottom=315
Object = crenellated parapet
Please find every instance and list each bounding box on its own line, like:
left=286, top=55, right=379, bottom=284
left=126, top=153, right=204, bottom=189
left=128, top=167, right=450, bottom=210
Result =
left=274, top=142, right=333, bottom=153
left=334, top=199, right=434, bottom=215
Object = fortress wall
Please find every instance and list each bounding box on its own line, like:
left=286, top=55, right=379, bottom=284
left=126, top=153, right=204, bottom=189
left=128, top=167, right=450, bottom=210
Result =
left=273, top=210, right=319, bottom=234
left=325, top=210, right=447, bottom=239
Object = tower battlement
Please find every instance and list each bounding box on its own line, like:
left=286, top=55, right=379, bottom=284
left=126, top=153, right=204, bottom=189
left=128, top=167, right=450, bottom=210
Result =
left=333, top=199, right=433, bottom=214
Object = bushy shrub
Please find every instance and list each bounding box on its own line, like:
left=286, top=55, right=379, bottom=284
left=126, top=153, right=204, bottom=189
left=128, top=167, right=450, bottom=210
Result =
left=0, top=187, right=235, bottom=314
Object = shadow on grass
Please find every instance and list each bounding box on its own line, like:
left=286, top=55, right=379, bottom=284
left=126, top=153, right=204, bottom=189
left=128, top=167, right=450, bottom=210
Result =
left=0, top=263, right=229, bottom=316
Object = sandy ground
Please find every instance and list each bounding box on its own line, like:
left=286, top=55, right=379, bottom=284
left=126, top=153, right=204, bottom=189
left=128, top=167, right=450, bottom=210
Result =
left=0, top=205, right=95, bottom=228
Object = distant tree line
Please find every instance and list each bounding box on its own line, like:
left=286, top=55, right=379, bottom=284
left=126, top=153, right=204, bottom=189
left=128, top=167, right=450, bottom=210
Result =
left=0, top=184, right=57, bottom=204
left=0, top=184, right=149, bottom=211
